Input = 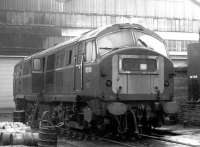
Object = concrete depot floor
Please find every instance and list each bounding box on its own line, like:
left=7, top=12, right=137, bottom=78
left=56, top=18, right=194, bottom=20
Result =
left=1, top=110, right=200, bottom=147
left=57, top=125, right=200, bottom=147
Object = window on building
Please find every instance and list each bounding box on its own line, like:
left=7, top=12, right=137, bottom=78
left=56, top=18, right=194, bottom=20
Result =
left=181, top=41, right=186, bottom=52
left=175, top=20, right=180, bottom=32
left=167, top=40, right=180, bottom=52
left=167, top=40, right=176, bottom=52
left=171, top=20, right=176, bottom=32
left=175, top=41, right=181, bottom=52
left=166, top=40, right=198, bottom=52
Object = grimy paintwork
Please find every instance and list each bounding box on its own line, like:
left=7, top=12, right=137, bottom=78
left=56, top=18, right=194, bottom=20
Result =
left=13, top=23, right=175, bottom=135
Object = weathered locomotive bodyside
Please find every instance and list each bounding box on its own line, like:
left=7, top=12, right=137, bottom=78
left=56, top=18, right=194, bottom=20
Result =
left=13, top=23, right=175, bottom=136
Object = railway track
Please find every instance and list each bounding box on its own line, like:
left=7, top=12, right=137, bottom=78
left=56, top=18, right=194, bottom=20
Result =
left=99, top=134, right=199, bottom=147
left=139, top=133, right=197, bottom=147
left=58, top=128, right=199, bottom=147
left=58, top=136, right=137, bottom=147
left=174, top=129, right=200, bottom=135
left=97, top=137, right=137, bottom=147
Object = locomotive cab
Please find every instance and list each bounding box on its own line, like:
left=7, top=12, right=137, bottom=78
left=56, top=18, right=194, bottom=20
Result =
left=97, top=26, right=173, bottom=100
left=95, top=26, right=175, bottom=130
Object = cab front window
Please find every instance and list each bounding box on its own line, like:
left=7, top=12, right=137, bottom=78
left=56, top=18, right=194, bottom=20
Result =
left=97, top=30, right=135, bottom=56
left=85, top=41, right=96, bottom=62
left=136, top=32, right=168, bottom=57
left=32, top=59, right=42, bottom=71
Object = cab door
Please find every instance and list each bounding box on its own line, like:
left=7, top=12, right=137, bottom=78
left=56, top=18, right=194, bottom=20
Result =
left=74, top=42, right=85, bottom=91
left=83, top=40, right=97, bottom=94
left=32, top=58, right=45, bottom=93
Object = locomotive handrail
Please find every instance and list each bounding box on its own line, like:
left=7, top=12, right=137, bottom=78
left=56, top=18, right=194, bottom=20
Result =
left=73, top=54, right=84, bottom=91
left=73, top=56, right=76, bottom=90
left=80, top=54, right=84, bottom=90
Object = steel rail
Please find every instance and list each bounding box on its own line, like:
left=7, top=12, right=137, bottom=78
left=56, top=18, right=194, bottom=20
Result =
left=59, top=127, right=200, bottom=147
left=140, top=133, right=198, bottom=147
left=98, top=137, right=136, bottom=147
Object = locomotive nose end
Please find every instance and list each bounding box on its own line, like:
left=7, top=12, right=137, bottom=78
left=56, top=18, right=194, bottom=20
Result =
left=163, top=101, right=179, bottom=114
left=107, top=102, right=127, bottom=115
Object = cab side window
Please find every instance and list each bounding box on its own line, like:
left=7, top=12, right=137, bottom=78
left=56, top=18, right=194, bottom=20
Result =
left=33, top=59, right=42, bottom=71
left=56, top=50, right=65, bottom=68
left=65, top=49, right=73, bottom=65
left=23, top=60, right=31, bottom=75
left=85, top=41, right=96, bottom=62
left=77, top=42, right=85, bottom=64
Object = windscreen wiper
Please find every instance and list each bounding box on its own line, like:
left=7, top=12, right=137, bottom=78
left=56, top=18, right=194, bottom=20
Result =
left=138, top=39, right=153, bottom=50
left=138, top=39, right=148, bottom=47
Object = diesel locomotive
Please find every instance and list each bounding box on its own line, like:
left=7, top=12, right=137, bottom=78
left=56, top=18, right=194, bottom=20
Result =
left=13, top=23, right=176, bottom=136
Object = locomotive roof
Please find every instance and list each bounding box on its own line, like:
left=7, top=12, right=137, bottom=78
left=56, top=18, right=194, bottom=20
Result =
left=25, top=23, right=164, bottom=61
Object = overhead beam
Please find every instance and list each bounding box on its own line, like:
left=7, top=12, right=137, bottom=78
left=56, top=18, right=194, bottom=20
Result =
left=0, top=46, right=43, bottom=56
left=0, top=9, right=199, bottom=22
left=0, top=24, right=62, bottom=36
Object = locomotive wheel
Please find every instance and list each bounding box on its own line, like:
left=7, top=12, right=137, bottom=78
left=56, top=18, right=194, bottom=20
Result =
left=92, top=111, right=139, bottom=139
